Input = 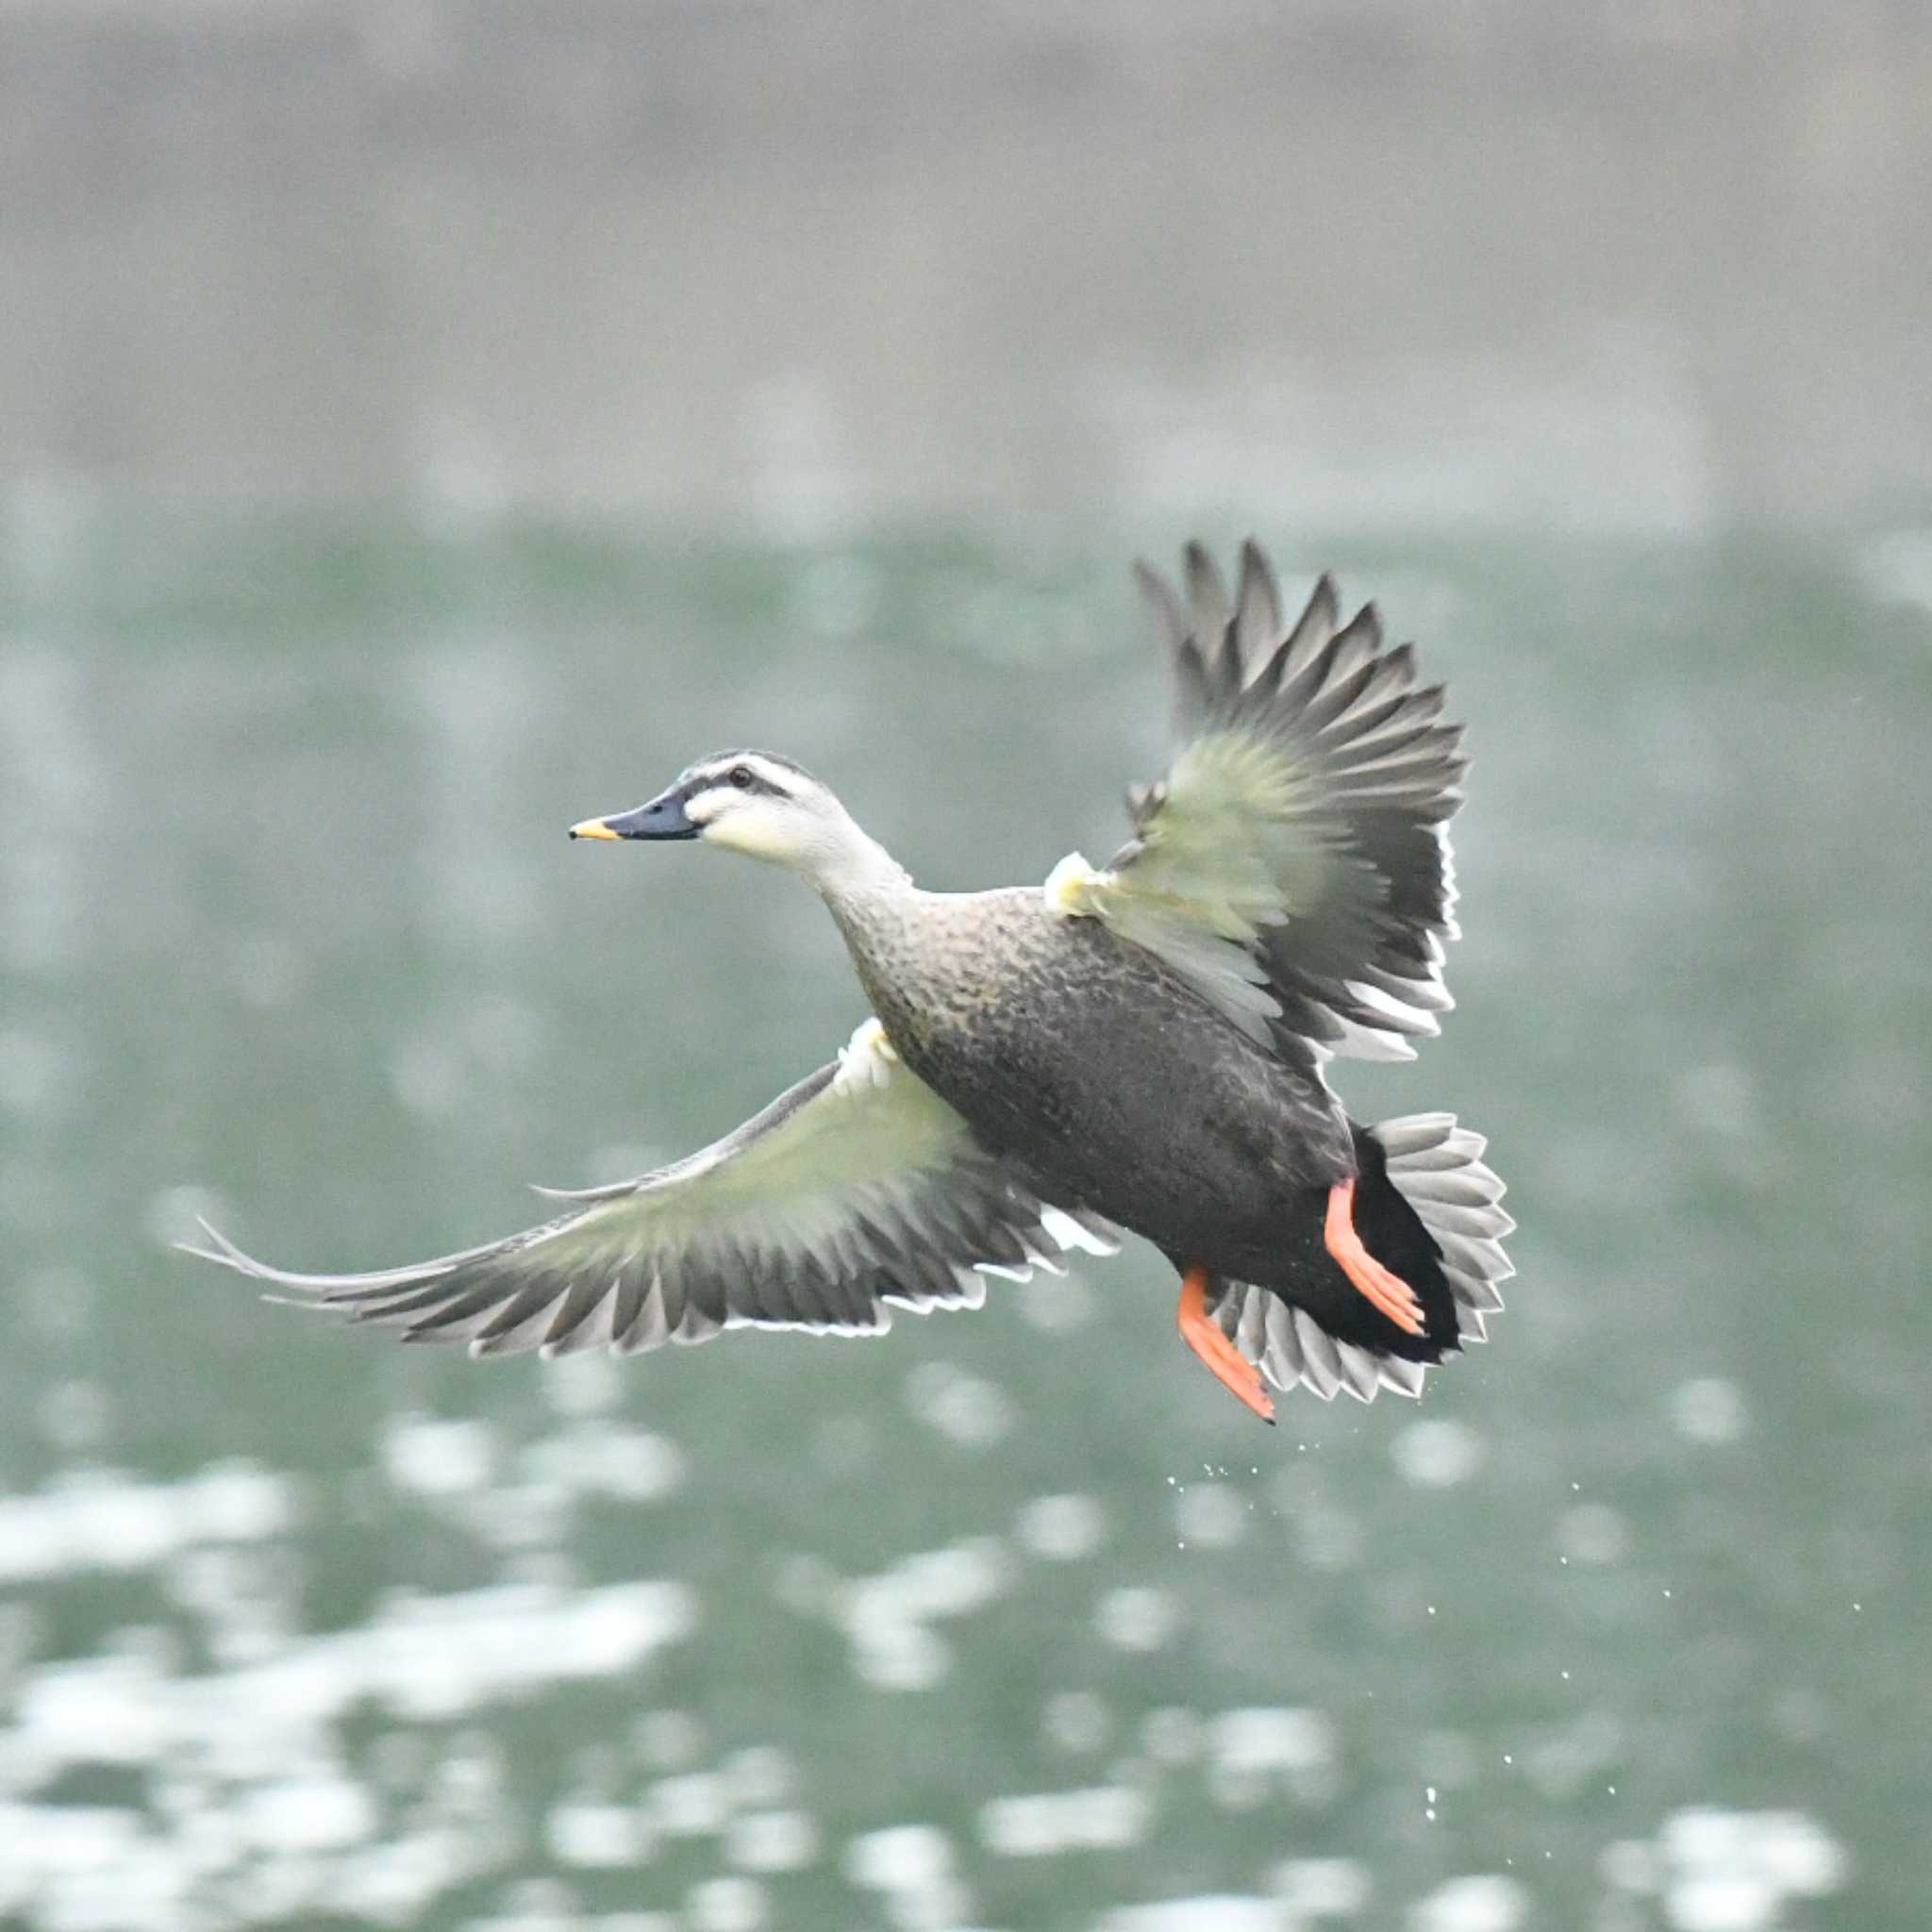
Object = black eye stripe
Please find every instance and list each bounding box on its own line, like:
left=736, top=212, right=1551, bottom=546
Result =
left=704, top=764, right=785, bottom=798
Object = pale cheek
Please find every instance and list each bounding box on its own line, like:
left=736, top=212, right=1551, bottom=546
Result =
left=702, top=812, right=791, bottom=861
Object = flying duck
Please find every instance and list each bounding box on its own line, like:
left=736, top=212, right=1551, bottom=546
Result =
left=184, top=542, right=1512, bottom=1423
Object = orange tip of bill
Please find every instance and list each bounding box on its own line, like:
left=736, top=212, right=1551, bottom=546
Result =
left=568, top=818, right=621, bottom=841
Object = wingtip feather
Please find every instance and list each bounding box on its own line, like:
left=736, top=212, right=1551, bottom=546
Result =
left=1133, top=558, right=1189, bottom=654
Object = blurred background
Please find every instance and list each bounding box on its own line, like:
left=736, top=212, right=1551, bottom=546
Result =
left=3, top=5, right=1929, bottom=1930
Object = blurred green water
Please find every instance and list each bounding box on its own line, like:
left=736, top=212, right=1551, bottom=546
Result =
left=1, top=525, right=1927, bottom=1931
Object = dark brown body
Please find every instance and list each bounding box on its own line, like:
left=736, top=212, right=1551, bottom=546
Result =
left=828, top=883, right=1458, bottom=1360
left=835, top=889, right=1342, bottom=1262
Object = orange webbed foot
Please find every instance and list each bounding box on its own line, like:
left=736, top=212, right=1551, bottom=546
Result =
left=1324, top=1177, right=1425, bottom=1336
left=1177, top=1264, right=1275, bottom=1424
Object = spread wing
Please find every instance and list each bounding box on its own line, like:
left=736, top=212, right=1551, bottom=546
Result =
left=181, top=1021, right=1118, bottom=1359
left=1058, top=541, right=1465, bottom=1062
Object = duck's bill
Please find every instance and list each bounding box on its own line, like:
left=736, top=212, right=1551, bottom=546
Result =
left=568, top=787, right=699, bottom=841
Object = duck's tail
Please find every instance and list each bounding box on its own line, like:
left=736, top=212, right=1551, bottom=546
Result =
left=1213, top=1112, right=1514, bottom=1403
left=1369, top=1111, right=1513, bottom=1344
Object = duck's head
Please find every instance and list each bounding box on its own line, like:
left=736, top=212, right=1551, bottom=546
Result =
left=571, top=750, right=890, bottom=887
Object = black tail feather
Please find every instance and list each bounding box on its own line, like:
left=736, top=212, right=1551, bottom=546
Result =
left=1211, top=1112, right=1512, bottom=1405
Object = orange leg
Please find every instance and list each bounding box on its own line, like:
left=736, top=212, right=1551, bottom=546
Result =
left=1324, top=1178, right=1425, bottom=1336
left=1177, top=1265, right=1275, bottom=1424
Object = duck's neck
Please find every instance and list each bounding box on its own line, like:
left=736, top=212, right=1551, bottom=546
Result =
left=797, top=811, right=959, bottom=1059
left=801, top=812, right=915, bottom=911
left=801, top=815, right=924, bottom=1019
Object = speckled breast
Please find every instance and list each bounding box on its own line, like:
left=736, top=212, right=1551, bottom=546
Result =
left=835, top=887, right=1354, bottom=1260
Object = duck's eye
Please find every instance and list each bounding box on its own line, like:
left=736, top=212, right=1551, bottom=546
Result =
left=729, top=766, right=755, bottom=790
